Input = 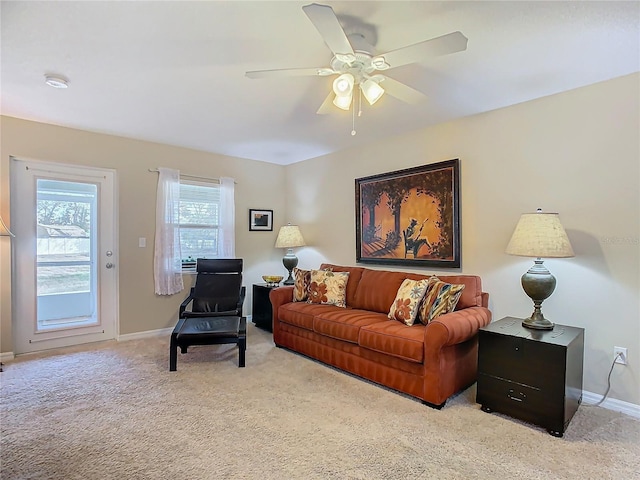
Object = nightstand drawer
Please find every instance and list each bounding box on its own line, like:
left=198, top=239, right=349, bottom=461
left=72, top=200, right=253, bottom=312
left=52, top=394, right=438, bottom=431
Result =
left=477, top=374, right=563, bottom=429
left=478, top=330, right=565, bottom=390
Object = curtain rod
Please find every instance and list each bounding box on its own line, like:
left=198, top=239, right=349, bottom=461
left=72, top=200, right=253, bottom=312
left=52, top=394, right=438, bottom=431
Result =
left=148, top=169, right=237, bottom=184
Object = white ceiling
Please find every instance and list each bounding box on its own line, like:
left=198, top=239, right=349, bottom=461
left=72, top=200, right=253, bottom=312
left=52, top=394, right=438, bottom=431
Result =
left=2, top=1, right=639, bottom=165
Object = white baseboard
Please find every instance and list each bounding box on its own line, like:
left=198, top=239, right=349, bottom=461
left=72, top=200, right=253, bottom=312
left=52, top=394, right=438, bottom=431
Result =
left=117, top=327, right=173, bottom=341
left=0, top=351, right=15, bottom=362
left=582, top=390, right=640, bottom=418
left=117, top=316, right=254, bottom=342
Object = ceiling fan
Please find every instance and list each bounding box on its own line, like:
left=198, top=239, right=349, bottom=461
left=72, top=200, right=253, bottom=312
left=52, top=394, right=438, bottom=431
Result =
left=246, top=3, right=468, bottom=116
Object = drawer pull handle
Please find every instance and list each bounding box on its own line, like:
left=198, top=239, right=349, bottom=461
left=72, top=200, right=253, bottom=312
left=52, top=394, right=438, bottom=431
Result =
left=508, top=389, right=526, bottom=402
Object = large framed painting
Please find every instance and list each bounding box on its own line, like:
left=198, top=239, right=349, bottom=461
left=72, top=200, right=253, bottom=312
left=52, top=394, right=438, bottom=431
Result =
left=355, top=159, right=461, bottom=268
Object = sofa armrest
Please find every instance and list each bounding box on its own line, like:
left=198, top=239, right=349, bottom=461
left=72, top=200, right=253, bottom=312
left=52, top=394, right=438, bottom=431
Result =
left=269, top=286, right=294, bottom=341
left=424, top=306, right=492, bottom=349
left=481, top=292, right=489, bottom=308
left=422, top=306, right=492, bottom=405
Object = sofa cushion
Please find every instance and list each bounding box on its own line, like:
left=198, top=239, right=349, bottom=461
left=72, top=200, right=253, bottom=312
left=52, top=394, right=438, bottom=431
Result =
left=308, top=270, right=349, bottom=307
left=418, top=278, right=465, bottom=324
left=319, top=264, right=364, bottom=307
left=313, top=309, right=389, bottom=344
left=359, top=320, right=425, bottom=364
left=352, top=269, right=411, bottom=313
left=292, top=268, right=311, bottom=302
left=388, top=278, right=431, bottom=326
left=278, top=302, right=331, bottom=331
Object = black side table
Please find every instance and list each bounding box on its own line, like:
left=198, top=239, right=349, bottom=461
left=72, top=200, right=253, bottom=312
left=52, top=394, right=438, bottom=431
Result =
left=476, top=316, right=584, bottom=437
left=252, top=283, right=277, bottom=332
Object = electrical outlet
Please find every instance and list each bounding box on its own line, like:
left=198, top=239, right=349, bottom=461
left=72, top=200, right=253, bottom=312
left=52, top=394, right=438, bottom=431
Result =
left=614, top=346, right=628, bottom=365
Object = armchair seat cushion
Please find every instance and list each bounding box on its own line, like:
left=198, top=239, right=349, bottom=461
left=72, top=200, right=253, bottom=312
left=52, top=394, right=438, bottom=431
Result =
left=175, top=316, right=246, bottom=341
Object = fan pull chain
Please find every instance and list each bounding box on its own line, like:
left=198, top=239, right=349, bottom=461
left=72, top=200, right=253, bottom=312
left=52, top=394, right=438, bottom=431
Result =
left=351, top=88, right=362, bottom=136
left=351, top=96, right=356, bottom=136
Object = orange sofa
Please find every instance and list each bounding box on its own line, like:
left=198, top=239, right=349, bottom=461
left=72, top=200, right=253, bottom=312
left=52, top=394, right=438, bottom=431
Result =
left=269, top=264, right=491, bottom=408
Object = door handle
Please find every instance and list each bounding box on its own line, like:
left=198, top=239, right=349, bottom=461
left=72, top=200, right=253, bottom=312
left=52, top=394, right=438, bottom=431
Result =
left=106, top=262, right=114, bottom=269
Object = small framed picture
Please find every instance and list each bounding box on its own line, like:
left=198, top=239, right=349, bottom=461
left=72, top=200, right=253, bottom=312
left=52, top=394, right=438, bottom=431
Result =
left=249, top=209, right=273, bottom=231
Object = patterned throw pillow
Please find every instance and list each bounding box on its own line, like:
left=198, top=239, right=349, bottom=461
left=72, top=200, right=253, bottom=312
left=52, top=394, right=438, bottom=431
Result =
left=292, top=268, right=311, bottom=302
left=388, top=278, right=431, bottom=326
left=418, top=277, right=465, bottom=324
left=307, top=270, right=350, bottom=308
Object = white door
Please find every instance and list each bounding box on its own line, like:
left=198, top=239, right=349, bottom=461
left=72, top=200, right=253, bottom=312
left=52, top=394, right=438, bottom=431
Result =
left=11, top=157, right=118, bottom=354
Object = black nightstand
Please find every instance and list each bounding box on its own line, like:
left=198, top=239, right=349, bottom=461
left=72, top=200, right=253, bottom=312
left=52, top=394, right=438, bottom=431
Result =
left=476, top=316, right=584, bottom=437
left=252, top=284, right=277, bottom=332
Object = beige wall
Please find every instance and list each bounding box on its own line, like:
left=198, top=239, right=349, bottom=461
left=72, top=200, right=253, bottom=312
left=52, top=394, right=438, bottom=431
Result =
left=285, top=73, right=640, bottom=405
left=1, top=73, right=638, bottom=406
left=0, top=117, right=287, bottom=351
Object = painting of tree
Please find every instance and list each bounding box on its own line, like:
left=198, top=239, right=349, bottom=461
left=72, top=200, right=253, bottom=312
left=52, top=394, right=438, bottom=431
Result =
left=355, top=159, right=460, bottom=268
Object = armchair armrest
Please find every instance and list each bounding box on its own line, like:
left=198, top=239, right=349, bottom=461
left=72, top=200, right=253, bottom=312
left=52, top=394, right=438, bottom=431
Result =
left=237, top=286, right=246, bottom=316
left=179, top=287, right=196, bottom=317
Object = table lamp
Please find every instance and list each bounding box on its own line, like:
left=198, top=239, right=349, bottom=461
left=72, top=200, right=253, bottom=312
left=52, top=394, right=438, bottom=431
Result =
left=275, top=224, right=306, bottom=285
left=505, top=209, right=574, bottom=330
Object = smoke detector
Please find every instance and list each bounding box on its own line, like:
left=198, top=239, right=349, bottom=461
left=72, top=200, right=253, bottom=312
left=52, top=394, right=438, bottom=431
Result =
left=44, top=75, right=69, bottom=89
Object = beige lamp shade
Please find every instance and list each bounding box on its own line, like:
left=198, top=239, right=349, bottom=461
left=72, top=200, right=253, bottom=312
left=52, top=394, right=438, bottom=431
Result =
left=506, top=211, right=574, bottom=258
left=275, top=224, right=306, bottom=249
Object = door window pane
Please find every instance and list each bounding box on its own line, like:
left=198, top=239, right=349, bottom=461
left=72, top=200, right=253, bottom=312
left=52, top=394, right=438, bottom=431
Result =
left=36, top=180, right=97, bottom=329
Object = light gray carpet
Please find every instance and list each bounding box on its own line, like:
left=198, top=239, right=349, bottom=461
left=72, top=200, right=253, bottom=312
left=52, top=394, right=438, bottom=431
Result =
left=1, top=324, right=639, bottom=480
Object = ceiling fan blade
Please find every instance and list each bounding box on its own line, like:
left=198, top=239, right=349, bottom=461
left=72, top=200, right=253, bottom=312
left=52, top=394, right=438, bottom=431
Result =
left=246, top=67, right=328, bottom=79
left=302, top=3, right=354, bottom=57
left=381, top=76, right=427, bottom=104
left=316, top=92, right=335, bottom=114
left=379, top=31, right=468, bottom=69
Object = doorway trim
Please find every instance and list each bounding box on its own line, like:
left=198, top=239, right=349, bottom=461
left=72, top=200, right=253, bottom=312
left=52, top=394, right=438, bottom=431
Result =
left=10, top=156, right=119, bottom=354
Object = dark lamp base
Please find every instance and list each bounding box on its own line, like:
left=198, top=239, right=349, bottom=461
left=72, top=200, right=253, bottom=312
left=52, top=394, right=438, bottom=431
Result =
left=522, top=314, right=554, bottom=330
left=282, top=249, right=298, bottom=286
left=520, top=259, right=556, bottom=330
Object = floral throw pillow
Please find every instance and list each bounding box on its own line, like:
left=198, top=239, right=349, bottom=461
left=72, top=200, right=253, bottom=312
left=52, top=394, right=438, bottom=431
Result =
left=418, top=277, right=465, bottom=325
left=388, top=278, right=431, bottom=326
left=307, top=270, right=350, bottom=308
left=292, top=268, right=311, bottom=302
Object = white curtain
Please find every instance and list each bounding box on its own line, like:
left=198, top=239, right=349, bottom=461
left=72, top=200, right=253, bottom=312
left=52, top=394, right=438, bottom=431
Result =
left=218, top=176, right=236, bottom=258
left=154, top=168, right=184, bottom=295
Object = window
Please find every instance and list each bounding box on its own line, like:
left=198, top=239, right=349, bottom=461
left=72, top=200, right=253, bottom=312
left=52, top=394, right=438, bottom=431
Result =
left=179, top=180, right=220, bottom=270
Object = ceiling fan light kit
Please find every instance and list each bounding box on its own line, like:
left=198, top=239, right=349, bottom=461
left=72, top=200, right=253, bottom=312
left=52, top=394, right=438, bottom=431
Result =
left=245, top=2, right=468, bottom=128
left=333, top=94, right=352, bottom=111
left=333, top=73, right=354, bottom=96
left=361, top=78, right=384, bottom=105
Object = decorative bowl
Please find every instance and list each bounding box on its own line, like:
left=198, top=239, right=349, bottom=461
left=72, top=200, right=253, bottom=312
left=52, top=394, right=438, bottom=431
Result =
left=262, top=275, right=283, bottom=286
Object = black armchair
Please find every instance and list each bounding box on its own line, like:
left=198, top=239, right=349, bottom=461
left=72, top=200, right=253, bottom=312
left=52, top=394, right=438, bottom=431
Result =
left=170, top=258, right=246, bottom=371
